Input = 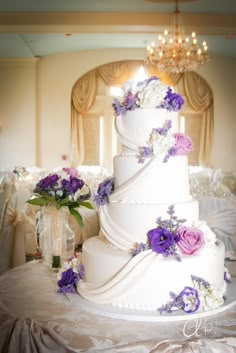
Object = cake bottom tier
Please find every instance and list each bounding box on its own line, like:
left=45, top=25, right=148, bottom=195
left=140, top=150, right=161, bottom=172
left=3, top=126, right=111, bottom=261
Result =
left=78, top=236, right=226, bottom=312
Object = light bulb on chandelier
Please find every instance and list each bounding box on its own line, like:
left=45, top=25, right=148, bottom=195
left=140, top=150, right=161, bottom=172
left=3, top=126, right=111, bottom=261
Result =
left=146, top=0, right=210, bottom=73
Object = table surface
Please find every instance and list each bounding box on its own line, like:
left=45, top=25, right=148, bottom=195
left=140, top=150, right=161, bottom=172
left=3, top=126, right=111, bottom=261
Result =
left=0, top=260, right=236, bottom=353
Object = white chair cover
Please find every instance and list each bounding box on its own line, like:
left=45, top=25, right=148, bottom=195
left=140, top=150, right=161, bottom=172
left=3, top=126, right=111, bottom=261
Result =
left=0, top=188, right=37, bottom=275
left=199, top=194, right=236, bottom=259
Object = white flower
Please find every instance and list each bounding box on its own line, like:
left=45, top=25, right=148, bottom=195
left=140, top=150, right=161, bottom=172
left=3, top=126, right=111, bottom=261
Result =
left=138, top=80, right=168, bottom=109
left=191, top=220, right=216, bottom=245
left=198, top=283, right=224, bottom=311
left=149, top=131, right=175, bottom=156
left=121, top=81, right=133, bottom=95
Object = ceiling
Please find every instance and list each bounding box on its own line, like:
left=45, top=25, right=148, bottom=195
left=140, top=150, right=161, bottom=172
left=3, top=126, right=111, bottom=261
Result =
left=0, top=0, right=236, bottom=59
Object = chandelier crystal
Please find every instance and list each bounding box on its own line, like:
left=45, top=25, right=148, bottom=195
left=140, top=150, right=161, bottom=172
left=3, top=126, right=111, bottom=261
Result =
left=146, top=0, right=210, bottom=73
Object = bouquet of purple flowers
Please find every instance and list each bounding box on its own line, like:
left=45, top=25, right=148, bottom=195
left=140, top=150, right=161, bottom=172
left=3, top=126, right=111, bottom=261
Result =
left=27, top=167, right=93, bottom=226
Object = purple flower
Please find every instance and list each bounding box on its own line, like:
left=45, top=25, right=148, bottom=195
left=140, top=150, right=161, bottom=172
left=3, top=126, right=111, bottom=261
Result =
left=224, top=270, right=231, bottom=283
left=131, top=242, right=149, bottom=256
left=123, top=92, right=137, bottom=111
left=94, top=177, right=114, bottom=206
left=61, top=177, right=84, bottom=195
left=147, top=227, right=178, bottom=255
left=57, top=263, right=85, bottom=294
left=57, top=268, right=79, bottom=293
left=163, top=146, right=177, bottom=163
left=191, top=274, right=209, bottom=287
left=178, top=286, right=200, bottom=313
left=153, top=119, right=172, bottom=136
left=162, top=88, right=185, bottom=112
left=35, top=174, right=59, bottom=192
left=112, top=98, right=127, bottom=116
left=138, top=146, right=153, bottom=163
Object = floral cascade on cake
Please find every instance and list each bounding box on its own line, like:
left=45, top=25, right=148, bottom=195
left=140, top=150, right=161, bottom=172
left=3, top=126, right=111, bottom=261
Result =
left=112, top=76, right=184, bottom=114
left=57, top=253, right=84, bottom=294
left=74, top=76, right=230, bottom=314
left=159, top=271, right=231, bottom=314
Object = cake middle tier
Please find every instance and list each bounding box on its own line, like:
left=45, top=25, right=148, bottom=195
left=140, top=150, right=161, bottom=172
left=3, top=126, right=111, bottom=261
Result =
left=113, top=155, right=191, bottom=204
left=100, top=199, right=199, bottom=251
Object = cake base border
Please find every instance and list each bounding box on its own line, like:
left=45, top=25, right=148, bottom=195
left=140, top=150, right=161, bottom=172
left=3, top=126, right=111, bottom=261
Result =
left=74, top=278, right=236, bottom=322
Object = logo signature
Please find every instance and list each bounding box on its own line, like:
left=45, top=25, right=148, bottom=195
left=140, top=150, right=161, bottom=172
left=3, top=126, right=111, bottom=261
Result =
left=183, top=317, right=216, bottom=338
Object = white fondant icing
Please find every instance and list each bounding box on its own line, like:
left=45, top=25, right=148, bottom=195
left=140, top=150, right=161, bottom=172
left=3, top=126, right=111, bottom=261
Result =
left=113, top=154, right=191, bottom=202
left=78, top=101, right=227, bottom=314
left=79, top=236, right=225, bottom=311
left=115, top=109, right=178, bottom=151
left=100, top=200, right=199, bottom=251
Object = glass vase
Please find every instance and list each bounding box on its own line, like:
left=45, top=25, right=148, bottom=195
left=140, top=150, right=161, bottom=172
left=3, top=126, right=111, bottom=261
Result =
left=38, top=205, right=75, bottom=271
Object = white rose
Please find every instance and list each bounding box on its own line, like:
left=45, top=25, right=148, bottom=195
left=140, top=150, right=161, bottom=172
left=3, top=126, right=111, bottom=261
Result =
left=192, top=220, right=216, bottom=245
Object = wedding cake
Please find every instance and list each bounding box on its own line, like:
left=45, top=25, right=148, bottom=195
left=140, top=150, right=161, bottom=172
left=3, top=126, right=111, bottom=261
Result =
left=76, top=76, right=230, bottom=314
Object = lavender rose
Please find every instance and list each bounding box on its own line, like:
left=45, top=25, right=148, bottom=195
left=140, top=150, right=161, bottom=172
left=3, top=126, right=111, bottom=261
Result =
left=173, top=133, right=193, bottom=155
left=147, top=227, right=177, bottom=255
left=176, top=226, right=204, bottom=255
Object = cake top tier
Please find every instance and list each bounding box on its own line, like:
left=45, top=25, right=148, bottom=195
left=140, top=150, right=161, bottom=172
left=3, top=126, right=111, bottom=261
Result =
left=112, top=76, right=184, bottom=116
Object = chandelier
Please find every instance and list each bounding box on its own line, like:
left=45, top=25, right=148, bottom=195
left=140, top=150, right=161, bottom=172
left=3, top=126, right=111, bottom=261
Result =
left=146, top=0, right=210, bottom=73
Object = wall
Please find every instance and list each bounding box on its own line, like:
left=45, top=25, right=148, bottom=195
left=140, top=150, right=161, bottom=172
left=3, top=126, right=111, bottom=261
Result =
left=0, top=49, right=235, bottom=173
left=0, top=58, right=37, bottom=169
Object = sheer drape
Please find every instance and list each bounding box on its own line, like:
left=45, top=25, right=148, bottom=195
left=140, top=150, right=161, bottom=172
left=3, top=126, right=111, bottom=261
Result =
left=70, top=61, right=213, bottom=167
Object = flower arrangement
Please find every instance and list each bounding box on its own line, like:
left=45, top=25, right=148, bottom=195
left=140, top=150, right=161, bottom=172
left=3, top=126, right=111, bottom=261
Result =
left=112, top=76, right=184, bottom=116
left=93, top=177, right=115, bottom=207
left=159, top=273, right=228, bottom=314
left=27, top=167, right=93, bottom=226
left=57, top=253, right=84, bottom=294
left=131, top=205, right=208, bottom=261
left=138, top=120, right=193, bottom=163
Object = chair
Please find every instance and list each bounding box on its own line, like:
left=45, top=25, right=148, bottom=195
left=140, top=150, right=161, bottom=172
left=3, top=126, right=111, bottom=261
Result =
left=0, top=188, right=38, bottom=275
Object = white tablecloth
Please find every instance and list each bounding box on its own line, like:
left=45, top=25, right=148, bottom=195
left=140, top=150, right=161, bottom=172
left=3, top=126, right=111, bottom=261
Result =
left=0, top=260, right=236, bottom=353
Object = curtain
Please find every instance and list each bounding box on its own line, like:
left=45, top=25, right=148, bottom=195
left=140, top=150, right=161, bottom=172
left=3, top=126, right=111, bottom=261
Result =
left=70, top=70, right=97, bottom=167
left=98, top=60, right=142, bottom=86
left=70, top=60, right=213, bottom=167
left=183, top=71, right=214, bottom=166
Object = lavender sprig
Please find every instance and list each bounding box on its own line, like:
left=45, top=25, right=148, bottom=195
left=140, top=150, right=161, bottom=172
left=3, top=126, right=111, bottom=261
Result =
left=131, top=242, right=149, bottom=256
left=156, top=205, right=186, bottom=233
left=137, top=146, right=153, bottom=163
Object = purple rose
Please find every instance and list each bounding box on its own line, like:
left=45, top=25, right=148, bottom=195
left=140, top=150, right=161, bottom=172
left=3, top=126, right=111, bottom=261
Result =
left=176, top=226, right=204, bottom=255
left=35, top=173, right=59, bottom=192
left=147, top=227, right=177, bottom=255
left=57, top=268, right=77, bottom=288
left=178, top=286, right=200, bottom=313
left=61, top=177, right=84, bottom=195
left=173, top=133, right=193, bottom=155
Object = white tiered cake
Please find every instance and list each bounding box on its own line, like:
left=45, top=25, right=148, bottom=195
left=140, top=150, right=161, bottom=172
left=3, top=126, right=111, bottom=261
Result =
left=77, top=77, right=228, bottom=314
